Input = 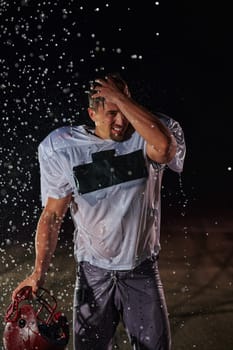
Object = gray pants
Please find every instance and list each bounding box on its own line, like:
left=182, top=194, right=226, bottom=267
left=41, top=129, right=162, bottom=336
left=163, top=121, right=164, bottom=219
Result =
left=73, top=258, right=171, bottom=350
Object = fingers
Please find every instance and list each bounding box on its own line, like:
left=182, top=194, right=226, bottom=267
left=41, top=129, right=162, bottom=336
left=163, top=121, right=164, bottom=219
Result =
left=95, top=77, right=109, bottom=85
left=92, top=78, right=115, bottom=97
left=12, top=275, right=43, bottom=301
left=94, top=76, right=113, bottom=89
left=12, top=285, right=37, bottom=301
left=91, top=89, right=102, bottom=98
left=12, top=283, right=27, bottom=301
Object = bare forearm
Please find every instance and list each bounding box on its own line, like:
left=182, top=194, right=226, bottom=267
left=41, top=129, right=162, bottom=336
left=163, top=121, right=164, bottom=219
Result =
left=34, top=211, right=62, bottom=278
left=92, top=76, right=176, bottom=162
left=12, top=195, right=71, bottom=299
left=117, top=96, right=174, bottom=155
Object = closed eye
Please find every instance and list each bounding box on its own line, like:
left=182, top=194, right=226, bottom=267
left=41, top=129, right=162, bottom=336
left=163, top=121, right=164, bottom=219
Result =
left=106, top=110, right=118, bottom=117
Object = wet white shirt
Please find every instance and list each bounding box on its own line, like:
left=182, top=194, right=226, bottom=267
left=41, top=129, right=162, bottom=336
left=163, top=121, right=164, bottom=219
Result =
left=38, top=114, right=186, bottom=270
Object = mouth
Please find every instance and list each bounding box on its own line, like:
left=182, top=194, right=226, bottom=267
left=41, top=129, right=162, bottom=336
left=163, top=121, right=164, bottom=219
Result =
left=111, top=126, right=125, bottom=136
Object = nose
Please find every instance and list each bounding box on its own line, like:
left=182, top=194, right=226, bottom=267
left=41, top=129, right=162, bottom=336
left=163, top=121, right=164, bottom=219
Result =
left=115, top=112, right=127, bottom=126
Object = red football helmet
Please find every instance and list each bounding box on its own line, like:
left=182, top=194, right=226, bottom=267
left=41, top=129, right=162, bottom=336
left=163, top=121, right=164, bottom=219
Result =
left=3, top=286, right=69, bottom=350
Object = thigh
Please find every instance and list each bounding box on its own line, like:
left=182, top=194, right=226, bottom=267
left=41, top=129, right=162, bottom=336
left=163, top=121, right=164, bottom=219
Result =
left=73, top=262, right=120, bottom=350
left=118, top=259, right=171, bottom=350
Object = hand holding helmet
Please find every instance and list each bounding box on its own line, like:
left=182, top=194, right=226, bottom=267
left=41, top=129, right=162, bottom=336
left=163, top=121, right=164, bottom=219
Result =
left=12, top=270, right=45, bottom=301
left=3, top=286, right=69, bottom=350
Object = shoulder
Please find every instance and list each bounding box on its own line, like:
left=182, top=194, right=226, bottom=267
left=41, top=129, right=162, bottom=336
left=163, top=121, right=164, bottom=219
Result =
left=38, top=125, right=88, bottom=157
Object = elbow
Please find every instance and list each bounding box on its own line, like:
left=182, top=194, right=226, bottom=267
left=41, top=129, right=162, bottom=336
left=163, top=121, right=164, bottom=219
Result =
left=157, top=149, right=176, bottom=164
left=164, top=141, right=177, bottom=163
left=147, top=135, right=177, bottom=164
left=163, top=135, right=177, bottom=163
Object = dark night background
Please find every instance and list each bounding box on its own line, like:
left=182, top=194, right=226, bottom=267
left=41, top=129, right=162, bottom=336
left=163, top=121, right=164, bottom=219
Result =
left=0, top=0, right=232, bottom=241
left=1, top=2, right=233, bottom=349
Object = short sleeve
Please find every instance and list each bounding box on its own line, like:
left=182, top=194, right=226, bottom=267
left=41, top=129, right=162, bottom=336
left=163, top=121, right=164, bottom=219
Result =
left=166, top=117, right=186, bottom=173
left=38, top=144, right=73, bottom=207
left=152, top=112, right=186, bottom=173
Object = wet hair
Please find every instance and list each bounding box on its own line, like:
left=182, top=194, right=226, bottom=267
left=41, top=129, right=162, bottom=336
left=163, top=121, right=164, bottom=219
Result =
left=88, top=72, right=127, bottom=111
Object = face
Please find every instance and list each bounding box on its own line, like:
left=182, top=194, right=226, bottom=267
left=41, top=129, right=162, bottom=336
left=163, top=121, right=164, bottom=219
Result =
left=88, top=101, right=130, bottom=141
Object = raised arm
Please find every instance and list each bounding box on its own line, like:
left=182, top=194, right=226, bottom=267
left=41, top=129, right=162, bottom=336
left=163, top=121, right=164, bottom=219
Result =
left=92, top=76, right=177, bottom=164
left=12, top=194, right=72, bottom=299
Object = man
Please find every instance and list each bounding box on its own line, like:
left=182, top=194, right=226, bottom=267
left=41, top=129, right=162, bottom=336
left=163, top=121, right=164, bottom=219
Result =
left=13, top=73, right=186, bottom=349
